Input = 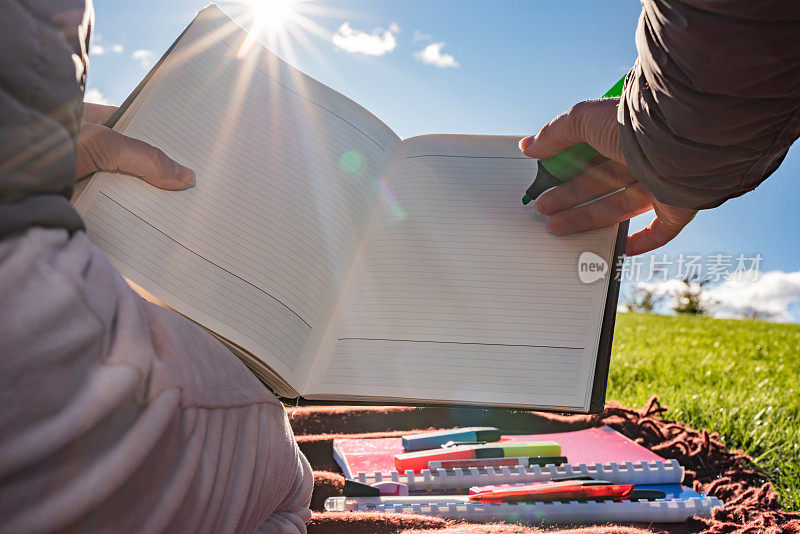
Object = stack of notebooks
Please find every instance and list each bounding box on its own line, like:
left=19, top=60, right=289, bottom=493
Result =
left=326, top=425, right=724, bottom=525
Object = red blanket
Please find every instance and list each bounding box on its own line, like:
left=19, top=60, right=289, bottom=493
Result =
left=287, top=397, right=799, bottom=534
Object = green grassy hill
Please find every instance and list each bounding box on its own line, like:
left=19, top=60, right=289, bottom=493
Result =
left=609, top=312, right=800, bottom=510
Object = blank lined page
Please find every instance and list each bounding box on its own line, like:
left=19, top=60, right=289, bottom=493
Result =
left=306, top=135, right=617, bottom=410
left=75, top=6, right=400, bottom=388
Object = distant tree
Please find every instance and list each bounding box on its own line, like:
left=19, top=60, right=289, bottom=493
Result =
left=671, top=277, right=716, bottom=315
left=741, top=307, right=775, bottom=321
left=624, top=285, right=665, bottom=313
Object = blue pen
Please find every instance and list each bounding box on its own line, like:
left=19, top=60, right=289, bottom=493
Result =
left=402, top=427, right=501, bottom=452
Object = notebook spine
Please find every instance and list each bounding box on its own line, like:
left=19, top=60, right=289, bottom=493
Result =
left=352, top=459, right=684, bottom=490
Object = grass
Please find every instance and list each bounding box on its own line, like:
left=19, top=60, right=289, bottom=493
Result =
left=608, top=312, right=800, bottom=511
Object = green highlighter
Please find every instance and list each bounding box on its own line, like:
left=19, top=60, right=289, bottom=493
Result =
left=521, top=74, right=627, bottom=205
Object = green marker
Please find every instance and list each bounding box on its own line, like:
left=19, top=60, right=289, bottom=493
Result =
left=521, top=74, right=627, bottom=205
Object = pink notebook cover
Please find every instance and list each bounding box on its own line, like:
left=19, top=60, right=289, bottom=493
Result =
left=333, top=425, right=665, bottom=478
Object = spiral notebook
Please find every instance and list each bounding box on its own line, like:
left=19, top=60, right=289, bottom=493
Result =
left=333, top=425, right=666, bottom=479
left=325, top=487, right=723, bottom=525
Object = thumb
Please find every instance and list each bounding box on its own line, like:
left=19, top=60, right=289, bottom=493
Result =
left=519, top=98, right=625, bottom=164
left=82, top=102, right=118, bottom=125
left=626, top=203, right=697, bottom=255
left=76, top=122, right=196, bottom=190
left=625, top=215, right=685, bottom=256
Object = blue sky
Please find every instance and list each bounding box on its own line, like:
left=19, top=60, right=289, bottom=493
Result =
left=87, top=0, right=800, bottom=317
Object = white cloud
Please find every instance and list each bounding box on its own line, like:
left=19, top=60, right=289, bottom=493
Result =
left=84, top=87, right=110, bottom=105
left=414, top=42, right=459, bottom=68
left=630, top=271, right=800, bottom=322
left=90, top=37, right=124, bottom=56
left=707, top=270, right=800, bottom=322
left=132, top=49, right=155, bottom=68
left=332, top=22, right=398, bottom=56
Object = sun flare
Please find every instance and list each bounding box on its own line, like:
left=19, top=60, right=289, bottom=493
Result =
left=222, top=0, right=353, bottom=70
left=250, top=0, right=298, bottom=33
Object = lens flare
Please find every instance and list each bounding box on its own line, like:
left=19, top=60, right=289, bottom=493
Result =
left=339, top=150, right=363, bottom=174
left=377, top=178, right=406, bottom=221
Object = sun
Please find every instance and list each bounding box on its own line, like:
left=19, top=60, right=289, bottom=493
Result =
left=249, top=0, right=298, bottom=33
left=223, top=0, right=351, bottom=64
left=230, top=0, right=304, bottom=58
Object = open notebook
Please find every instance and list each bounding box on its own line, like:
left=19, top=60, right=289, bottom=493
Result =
left=74, top=4, right=627, bottom=412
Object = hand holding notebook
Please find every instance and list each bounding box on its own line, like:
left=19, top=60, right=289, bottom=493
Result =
left=74, top=4, right=627, bottom=412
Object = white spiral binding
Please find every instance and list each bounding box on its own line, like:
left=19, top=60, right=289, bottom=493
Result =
left=353, top=459, right=684, bottom=490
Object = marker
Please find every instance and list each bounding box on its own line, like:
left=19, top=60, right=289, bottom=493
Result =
left=469, top=486, right=667, bottom=502
left=402, top=427, right=501, bottom=452
left=469, top=478, right=606, bottom=495
left=395, top=441, right=561, bottom=474
left=428, top=456, right=567, bottom=470
left=469, top=480, right=633, bottom=503
left=521, top=74, right=627, bottom=205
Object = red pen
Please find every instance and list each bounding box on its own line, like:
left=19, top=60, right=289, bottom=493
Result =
left=468, top=481, right=634, bottom=503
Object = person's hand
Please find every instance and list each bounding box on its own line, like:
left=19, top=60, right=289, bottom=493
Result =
left=519, top=98, right=696, bottom=256
left=76, top=102, right=195, bottom=189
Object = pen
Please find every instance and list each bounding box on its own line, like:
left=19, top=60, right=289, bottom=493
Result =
left=427, top=456, right=567, bottom=470
left=469, top=478, right=599, bottom=494
left=521, top=74, right=627, bottom=205
left=395, top=441, right=561, bottom=474
left=402, top=427, right=501, bottom=452
left=469, top=480, right=634, bottom=503
left=468, top=482, right=666, bottom=502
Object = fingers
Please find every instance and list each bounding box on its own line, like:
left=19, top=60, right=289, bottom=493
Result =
left=521, top=99, right=697, bottom=255
left=625, top=205, right=697, bottom=256
left=519, top=98, right=625, bottom=164
left=82, top=102, right=119, bottom=125
left=546, top=182, right=653, bottom=235
left=76, top=122, right=195, bottom=190
left=535, top=160, right=637, bottom=215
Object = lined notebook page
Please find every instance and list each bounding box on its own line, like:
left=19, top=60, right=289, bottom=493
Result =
left=305, top=135, right=618, bottom=410
left=75, top=6, right=400, bottom=390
